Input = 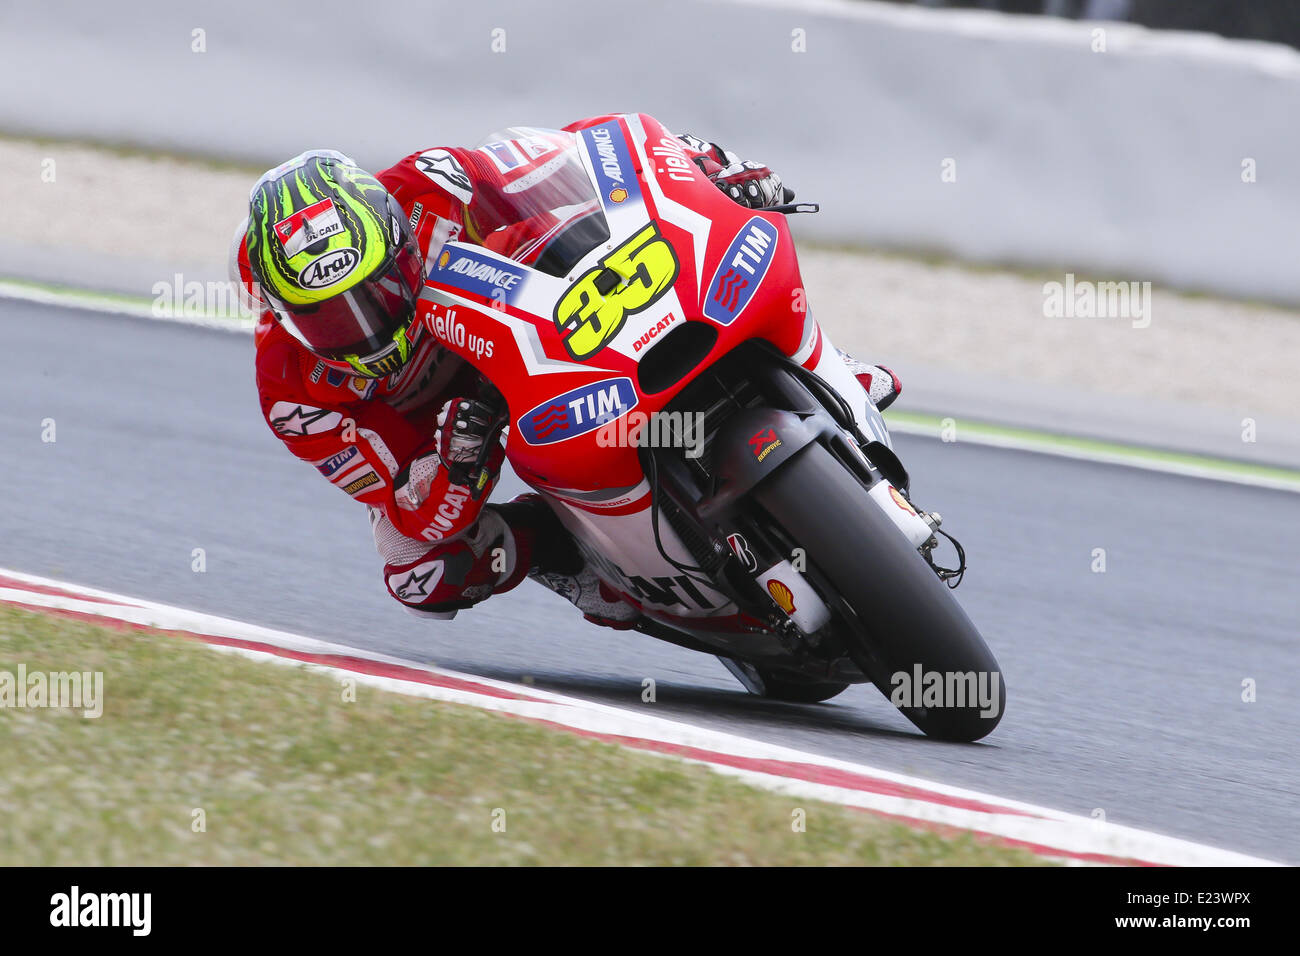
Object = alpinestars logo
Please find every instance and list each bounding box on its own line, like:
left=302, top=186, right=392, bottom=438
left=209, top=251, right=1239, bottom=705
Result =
left=269, top=403, right=341, bottom=437
left=677, top=132, right=711, bottom=154
left=416, top=150, right=473, bottom=204
left=392, top=561, right=443, bottom=600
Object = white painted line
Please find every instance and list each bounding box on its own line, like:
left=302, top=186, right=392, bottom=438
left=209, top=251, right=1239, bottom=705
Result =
left=0, top=279, right=253, bottom=332
left=885, top=417, right=1300, bottom=495
left=7, top=276, right=1296, bottom=492
left=0, top=568, right=1279, bottom=867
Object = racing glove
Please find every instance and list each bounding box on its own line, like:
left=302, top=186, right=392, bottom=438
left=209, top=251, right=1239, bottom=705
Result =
left=677, top=133, right=789, bottom=209
left=712, top=159, right=786, bottom=209
left=436, top=396, right=506, bottom=495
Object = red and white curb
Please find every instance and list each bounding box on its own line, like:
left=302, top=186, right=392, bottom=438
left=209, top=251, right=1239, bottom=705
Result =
left=0, top=568, right=1278, bottom=867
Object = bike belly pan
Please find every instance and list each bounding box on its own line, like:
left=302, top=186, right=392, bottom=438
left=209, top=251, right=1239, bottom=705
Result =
left=544, top=496, right=738, bottom=620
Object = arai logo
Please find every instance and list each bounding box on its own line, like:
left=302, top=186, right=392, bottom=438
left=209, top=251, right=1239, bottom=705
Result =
left=298, top=247, right=360, bottom=289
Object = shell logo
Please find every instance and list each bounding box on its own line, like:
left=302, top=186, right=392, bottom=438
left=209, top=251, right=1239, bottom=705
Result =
left=766, top=579, right=796, bottom=614
left=888, top=485, right=917, bottom=515
left=437, top=249, right=451, bottom=269
left=608, top=186, right=628, bottom=203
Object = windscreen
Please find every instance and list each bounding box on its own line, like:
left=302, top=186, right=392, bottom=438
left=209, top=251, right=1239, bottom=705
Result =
left=458, top=127, right=610, bottom=278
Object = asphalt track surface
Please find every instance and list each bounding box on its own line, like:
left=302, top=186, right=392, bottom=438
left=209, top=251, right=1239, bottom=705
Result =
left=6, top=301, right=1298, bottom=863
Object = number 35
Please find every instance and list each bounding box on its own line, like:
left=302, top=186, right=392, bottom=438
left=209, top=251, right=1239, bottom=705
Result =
left=553, top=222, right=679, bottom=361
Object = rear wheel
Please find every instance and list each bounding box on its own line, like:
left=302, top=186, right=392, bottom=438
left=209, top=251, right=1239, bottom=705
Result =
left=753, top=443, right=1006, bottom=741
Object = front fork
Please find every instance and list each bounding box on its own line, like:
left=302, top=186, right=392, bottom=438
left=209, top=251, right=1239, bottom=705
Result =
left=799, top=325, right=966, bottom=585
left=649, top=336, right=964, bottom=642
left=725, top=360, right=964, bottom=635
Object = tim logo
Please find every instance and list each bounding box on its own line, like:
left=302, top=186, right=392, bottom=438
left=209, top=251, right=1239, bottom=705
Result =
left=713, top=269, right=749, bottom=313
left=518, top=377, right=638, bottom=446
left=703, top=217, right=779, bottom=325
left=531, top=405, right=568, bottom=440
left=315, top=446, right=359, bottom=478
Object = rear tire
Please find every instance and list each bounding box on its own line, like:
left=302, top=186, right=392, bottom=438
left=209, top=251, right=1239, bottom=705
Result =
left=753, top=443, right=1006, bottom=741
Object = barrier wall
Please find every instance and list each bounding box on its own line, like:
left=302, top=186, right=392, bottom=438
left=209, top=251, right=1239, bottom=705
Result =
left=3, top=0, right=1298, bottom=302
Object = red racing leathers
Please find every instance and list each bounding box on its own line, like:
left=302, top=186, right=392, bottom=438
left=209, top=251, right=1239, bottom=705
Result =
left=233, top=117, right=743, bottom=615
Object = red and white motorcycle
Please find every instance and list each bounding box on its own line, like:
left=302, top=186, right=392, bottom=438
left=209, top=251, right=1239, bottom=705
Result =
left=423, top=114, right=1004, bottom=741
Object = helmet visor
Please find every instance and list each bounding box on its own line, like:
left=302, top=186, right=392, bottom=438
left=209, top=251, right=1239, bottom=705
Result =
left=270, top=237, right=424, bottom=362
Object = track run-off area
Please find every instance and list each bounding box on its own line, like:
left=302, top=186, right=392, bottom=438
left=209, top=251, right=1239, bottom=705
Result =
left=3, top=299, right=1296, bottom=864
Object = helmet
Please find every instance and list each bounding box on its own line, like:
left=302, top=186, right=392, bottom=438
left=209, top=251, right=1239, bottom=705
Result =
left=246, top=149, right=424, bottom=378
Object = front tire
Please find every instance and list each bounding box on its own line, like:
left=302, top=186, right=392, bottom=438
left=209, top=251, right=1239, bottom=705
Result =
left=753, top=443, right=1006, bottom=741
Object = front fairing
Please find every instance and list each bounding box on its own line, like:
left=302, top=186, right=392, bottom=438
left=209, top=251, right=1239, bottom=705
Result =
left=420, top=114, right=810, bottom=497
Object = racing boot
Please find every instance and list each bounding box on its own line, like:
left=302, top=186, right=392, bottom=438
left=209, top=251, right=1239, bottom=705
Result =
left=530, top=566, right=642, bottom=631
left=837, top=348, right=902, bottom=412
left=500, top=493, right=642, bottom=630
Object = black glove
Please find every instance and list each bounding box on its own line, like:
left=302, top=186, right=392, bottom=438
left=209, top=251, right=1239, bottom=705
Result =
left=436, top=396, right=505, bottom=491
left=711, top=158, right=787, bottom=209
left=676, top=133, right=789, bottom=209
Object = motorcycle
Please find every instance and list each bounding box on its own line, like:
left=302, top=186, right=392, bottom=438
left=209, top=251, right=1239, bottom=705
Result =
left=421, top=114, right=1005, bottom=741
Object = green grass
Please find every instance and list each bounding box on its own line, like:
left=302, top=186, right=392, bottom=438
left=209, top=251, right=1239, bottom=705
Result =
left=0, top=605, right=1046, bottom=866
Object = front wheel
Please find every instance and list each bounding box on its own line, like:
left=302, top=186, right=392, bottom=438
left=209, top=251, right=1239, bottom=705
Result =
left=753, top=443, right=1006, bottom=742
